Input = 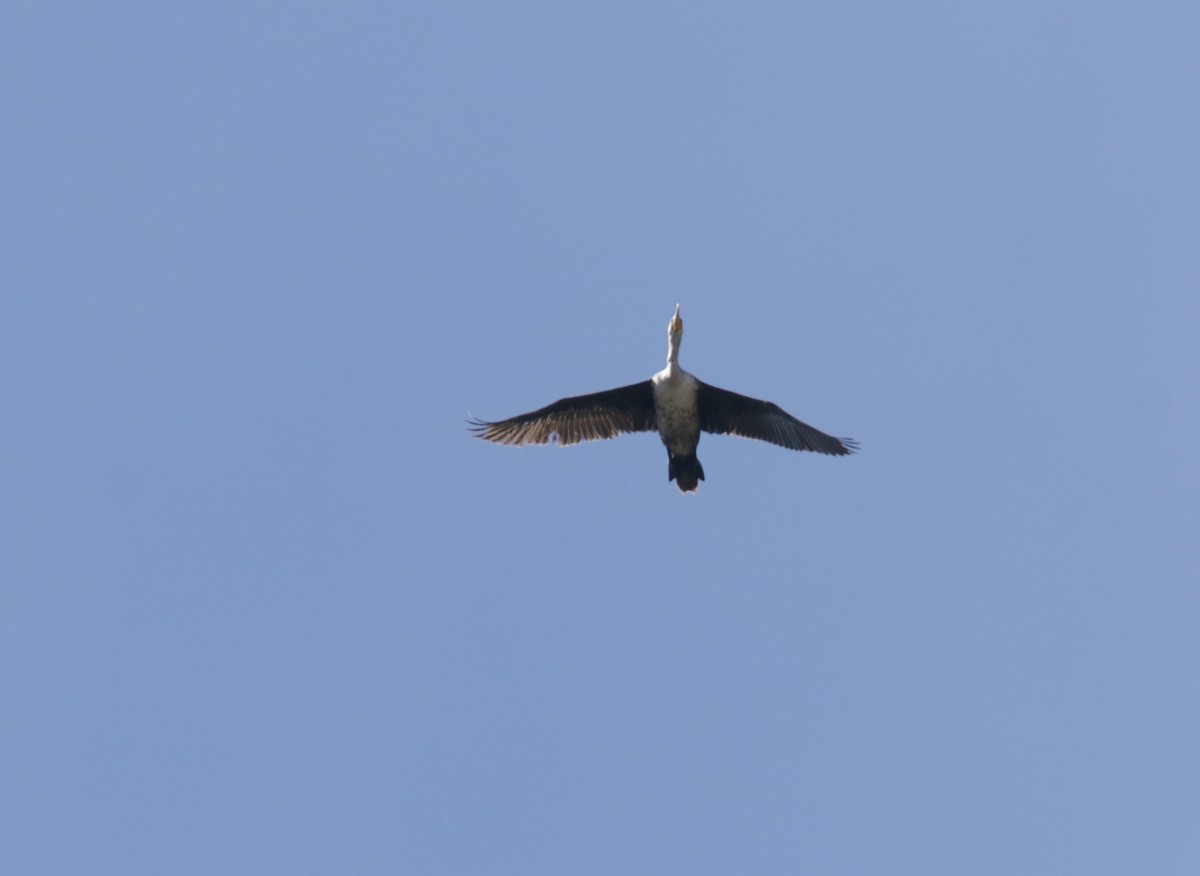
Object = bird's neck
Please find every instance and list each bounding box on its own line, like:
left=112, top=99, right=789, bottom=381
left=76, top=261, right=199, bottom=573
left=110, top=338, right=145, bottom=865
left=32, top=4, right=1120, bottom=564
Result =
left=666, top=332, right=682, bottom=367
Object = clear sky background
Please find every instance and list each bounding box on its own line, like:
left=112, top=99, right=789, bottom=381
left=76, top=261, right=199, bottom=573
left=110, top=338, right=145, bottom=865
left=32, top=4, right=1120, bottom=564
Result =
left=4, top=3, right=1199, bottom=873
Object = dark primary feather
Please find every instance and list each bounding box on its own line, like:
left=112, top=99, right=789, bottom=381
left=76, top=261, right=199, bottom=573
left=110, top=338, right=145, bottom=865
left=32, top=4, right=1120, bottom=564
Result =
left=468, top=381, right=656, bottom=446
left=697, top=381, right=858, bottom=455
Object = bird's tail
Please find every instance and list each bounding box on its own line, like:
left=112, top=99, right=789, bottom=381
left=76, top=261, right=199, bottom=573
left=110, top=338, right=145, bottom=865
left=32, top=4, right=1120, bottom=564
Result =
left=668, top=452, right=705, bottom=493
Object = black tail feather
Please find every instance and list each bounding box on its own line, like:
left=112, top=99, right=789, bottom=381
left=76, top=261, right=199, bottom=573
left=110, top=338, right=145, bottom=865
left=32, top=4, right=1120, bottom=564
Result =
left=668, top=452, right=705, bottom=493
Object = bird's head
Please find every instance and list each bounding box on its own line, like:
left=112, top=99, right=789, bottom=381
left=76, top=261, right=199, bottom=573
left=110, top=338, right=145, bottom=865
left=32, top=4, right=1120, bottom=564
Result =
left=668, top=304, right=683, bottom=337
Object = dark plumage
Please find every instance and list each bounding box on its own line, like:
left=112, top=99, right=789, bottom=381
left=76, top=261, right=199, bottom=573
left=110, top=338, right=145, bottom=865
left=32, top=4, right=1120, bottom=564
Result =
left=469, top=306, right=856, bottom=492
left=467, top=382, right=655, bottom=446
left=695, top=382, right=858, bottom=456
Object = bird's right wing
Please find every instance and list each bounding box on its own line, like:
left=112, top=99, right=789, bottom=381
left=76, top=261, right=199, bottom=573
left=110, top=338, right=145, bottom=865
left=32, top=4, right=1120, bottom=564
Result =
left=697, top=381, right=858, bottom=455
left=468, top=381, right=657, bottom=446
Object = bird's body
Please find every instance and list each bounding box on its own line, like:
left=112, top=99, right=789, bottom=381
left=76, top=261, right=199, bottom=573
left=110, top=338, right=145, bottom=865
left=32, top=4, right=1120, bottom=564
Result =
left=469, top=306, right=856, bottom=492
left=651, top=338, right=704, bottom=491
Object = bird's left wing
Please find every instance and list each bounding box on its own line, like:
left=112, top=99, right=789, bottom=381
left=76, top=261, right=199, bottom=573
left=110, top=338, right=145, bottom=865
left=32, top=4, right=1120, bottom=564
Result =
left=468, top=381, right=656, bottom=446
left=697, top=381, right=858, bottom=455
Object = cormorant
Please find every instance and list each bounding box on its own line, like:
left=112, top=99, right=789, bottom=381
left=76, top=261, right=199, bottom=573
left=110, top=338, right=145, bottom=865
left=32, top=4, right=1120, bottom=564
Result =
left=468, top=305, right=857, bottom=492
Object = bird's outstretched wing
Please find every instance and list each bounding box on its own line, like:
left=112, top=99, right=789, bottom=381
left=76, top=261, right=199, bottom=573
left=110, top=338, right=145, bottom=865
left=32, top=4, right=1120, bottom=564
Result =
left=468, top=381, right=656, bottom=446
left=697, top=381, right=858, bottom=455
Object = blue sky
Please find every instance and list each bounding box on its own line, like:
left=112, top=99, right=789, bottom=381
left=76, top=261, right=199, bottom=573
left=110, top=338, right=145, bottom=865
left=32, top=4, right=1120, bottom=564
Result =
left=4, top=2, right=1199, bottom=873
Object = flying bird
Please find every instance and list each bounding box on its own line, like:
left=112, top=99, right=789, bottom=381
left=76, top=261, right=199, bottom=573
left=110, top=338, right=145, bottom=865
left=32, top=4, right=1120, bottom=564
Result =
left=468, top=305, right=857, bottom=492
